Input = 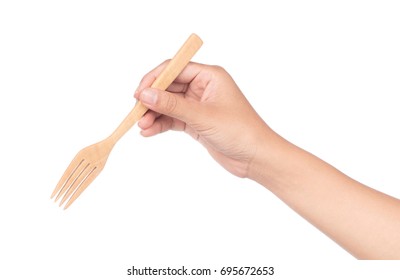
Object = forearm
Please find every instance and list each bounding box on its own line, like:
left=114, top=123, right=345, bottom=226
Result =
left=249, top=129, right=400, bottom=259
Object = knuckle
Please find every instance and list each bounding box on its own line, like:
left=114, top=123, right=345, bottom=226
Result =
left=157, top=59, right=171, bottom=71
left=165, top=93, right=178, bottom=114
left=162, top=59, right=171, bottom=65
left=139, top=72, right=155, bottom=86
left=211, top=65, right=227, bottom=75
left=139, top=59, right=172, bottom=86
left=208, top=65, right=229, bottom=80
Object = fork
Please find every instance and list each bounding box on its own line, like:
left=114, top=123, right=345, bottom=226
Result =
left=51, top=34, right=203, bottom=209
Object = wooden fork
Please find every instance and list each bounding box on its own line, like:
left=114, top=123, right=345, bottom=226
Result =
left=51, top=34, right=203, bottom=209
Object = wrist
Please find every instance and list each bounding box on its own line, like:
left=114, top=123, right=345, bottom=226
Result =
left=247, top=128, right=298, bottom=191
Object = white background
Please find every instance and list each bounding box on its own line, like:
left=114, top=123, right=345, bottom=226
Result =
left=1, top=0, right=400, bottom=279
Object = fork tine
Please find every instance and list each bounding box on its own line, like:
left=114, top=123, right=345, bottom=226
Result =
left=51, top=158, right=84, bottom=200
left=59, top=162, right=91, bottom=206
left=63, top=167, right=99, bottom=210
left=54, top=159, right=88, bottom=203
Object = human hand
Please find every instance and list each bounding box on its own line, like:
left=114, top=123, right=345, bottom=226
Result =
left=136, top=61, right=400, bottom=259
left=134, top=61, right=272, bottom=178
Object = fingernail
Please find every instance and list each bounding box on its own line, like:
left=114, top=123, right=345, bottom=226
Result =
left=140, top=88, right=157, bottom=105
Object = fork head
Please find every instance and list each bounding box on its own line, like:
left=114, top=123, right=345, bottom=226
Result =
left=51, top=140, right=112, bottom=209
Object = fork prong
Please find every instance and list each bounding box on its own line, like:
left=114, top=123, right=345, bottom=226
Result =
left=51, top=158, right=84, bottom=200
left=59, top=162, right=91, bottom=206
left=54, top=159, right=87, bottom=203
left=63, top=167, right=99, bottom=210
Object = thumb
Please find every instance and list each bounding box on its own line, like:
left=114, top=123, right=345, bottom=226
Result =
left=138, top=88, right=197, bottom=123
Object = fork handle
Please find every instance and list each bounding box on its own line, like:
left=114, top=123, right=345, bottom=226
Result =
left=109, top=34, right=203, bottom=143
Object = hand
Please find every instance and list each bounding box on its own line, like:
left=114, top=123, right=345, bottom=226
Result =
left=135, top=61, right=400, bottom=259
left=135, top=61, right=271, bottom=178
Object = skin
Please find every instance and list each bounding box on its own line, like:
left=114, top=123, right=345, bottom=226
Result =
left=134, top=61, right=400, bottom=259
